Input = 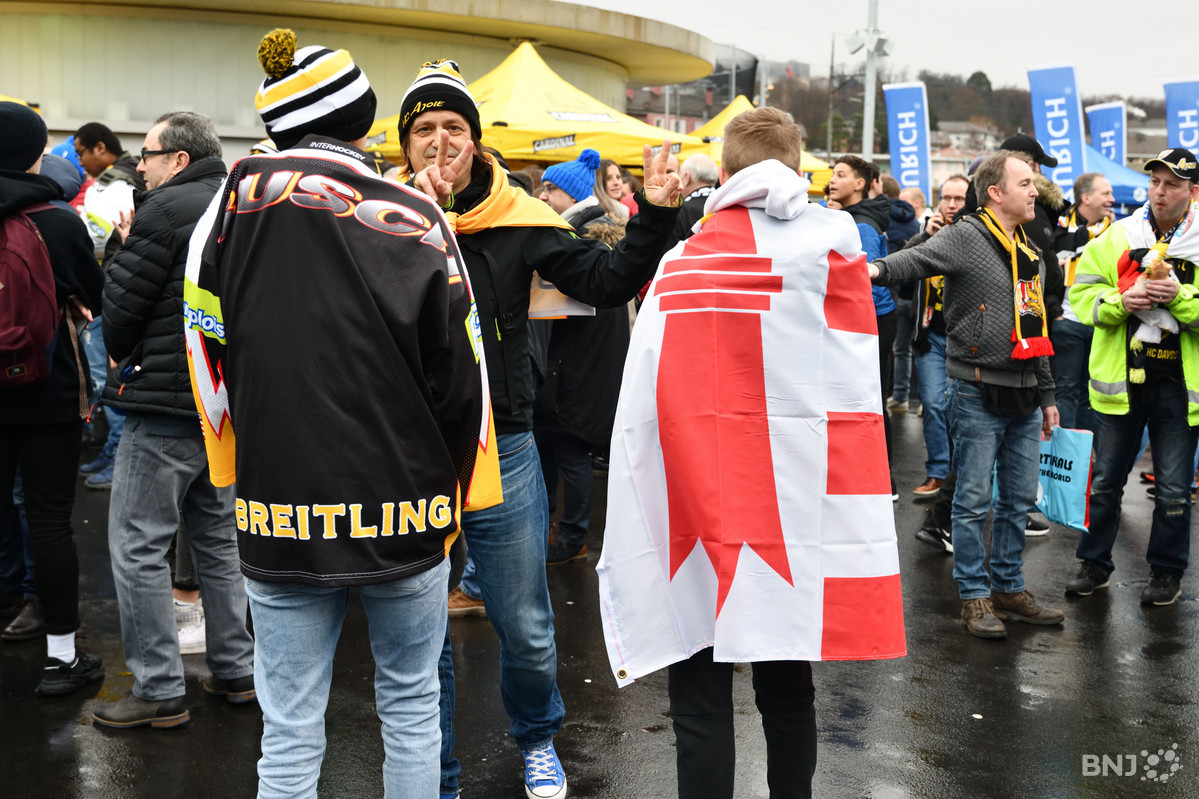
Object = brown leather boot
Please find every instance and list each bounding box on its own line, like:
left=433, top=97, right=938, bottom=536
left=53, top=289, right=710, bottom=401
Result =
left=960, top=598, right=1006, bottom=639
left=991, top=590, right=1065, bottom=625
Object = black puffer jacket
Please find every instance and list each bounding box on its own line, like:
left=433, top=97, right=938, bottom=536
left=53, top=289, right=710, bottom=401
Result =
left=101, top=157, right=226, bottom=416
left=0, top=170, right=102, bottom=424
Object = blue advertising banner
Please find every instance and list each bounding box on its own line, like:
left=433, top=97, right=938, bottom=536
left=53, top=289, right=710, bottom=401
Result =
left=1085, top=101, right=1125, bottom=164
left=882, top=82, right=930, bottom=201
left=1164, top=78, right=1199, bottom=150
left=1027, top=64, right=1086, bottom=195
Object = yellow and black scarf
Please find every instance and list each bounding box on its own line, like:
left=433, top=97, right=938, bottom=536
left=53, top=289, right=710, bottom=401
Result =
left=977, top=208, right=1054, bottom=359
left=1060, top=207, right=1111, bottom=285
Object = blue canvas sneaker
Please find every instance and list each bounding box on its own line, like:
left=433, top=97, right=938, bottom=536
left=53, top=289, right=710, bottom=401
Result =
left=84, top=461, right=115, bottom=490
left=521, top=741, right=567, bottom=799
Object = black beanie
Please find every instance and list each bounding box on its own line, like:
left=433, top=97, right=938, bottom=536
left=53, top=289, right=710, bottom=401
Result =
left=399, top=59, right=482, bottom=142
left=0, top=102, right=48, bottom=172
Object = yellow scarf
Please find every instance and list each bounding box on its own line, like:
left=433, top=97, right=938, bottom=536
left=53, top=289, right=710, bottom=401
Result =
left=977, top=207, right=1053, bottom=359
left=1062, top=208, right=1112, bottom=285
left=399, top=158, right=573, bottom=234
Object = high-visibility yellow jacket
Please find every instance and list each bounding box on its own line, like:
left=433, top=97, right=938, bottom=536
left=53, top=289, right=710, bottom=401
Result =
left=1069, top=221, right=1199, bottom=423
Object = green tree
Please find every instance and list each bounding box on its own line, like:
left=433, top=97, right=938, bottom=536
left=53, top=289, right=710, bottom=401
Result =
left=966, top=71, right=992, bottom=96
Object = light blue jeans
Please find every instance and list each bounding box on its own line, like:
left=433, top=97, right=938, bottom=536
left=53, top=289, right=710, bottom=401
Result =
left=108, top=413, right=253, bottom=699
left=945, top=378, right=1042, bottom=599
left=247, top=558, right=450, bottom=799
left=440, top=431, right=564, bottom=795
left=914, top=331, right=950, bottom=480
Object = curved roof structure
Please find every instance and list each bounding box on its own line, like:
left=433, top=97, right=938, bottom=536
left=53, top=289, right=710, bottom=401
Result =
left=2, top=0, right=713, bottom=149
left=60, top=0, right=714, bottom=85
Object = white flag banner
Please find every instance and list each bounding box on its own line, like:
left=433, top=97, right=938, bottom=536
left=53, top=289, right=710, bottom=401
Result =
left=597, top=160, right=906, bottom=687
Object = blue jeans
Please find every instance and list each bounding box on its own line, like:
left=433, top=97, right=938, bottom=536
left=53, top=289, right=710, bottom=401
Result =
left=247, top=559, right=449, bottom=799
left=439, top=432, right=563, bottom=795
left=914, top=331, right=950, bottom=480
left=1050, top=318, right=1095, bottom=431
left=1, top=472, right=37, bottom=598
left=108, top=413, right=253, bottom=699
left=945, top=378, right=1043, bottom=599
left=83, top=317, right=124, bottom=458
left=1078, top=380, right=1198, bottom=575
left=891, top=298, right=914, bottom=403
left=457, top=547, right=480, bottom=599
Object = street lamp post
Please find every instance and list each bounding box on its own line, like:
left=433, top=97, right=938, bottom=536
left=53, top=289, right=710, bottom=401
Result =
left=844, top=0, right=891, bottom=161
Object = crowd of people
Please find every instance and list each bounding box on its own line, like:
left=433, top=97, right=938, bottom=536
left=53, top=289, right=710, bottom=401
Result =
left=2, top=24, right=1198, bottom=799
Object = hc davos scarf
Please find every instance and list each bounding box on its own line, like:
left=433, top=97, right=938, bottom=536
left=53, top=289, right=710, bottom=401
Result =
left=1114, top=199, right=1199, bottom=382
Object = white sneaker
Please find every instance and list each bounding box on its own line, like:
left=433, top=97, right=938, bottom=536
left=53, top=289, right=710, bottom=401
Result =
left=175, top=598, right=203, bottom=628
left=178, top=620, right=207, bottom=655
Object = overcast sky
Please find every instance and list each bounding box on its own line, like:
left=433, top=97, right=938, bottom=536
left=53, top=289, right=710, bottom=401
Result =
left=563, top=0, right=1192, bottom=101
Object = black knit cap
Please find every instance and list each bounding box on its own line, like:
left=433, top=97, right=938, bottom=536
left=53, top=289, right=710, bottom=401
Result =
left=0, top=101, right=48, bottom=172
left=399, top=59, right=482, bottom=142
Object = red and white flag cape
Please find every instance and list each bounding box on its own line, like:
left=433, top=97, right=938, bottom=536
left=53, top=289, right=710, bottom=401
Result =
left=597, top=160, right=906, bottom=686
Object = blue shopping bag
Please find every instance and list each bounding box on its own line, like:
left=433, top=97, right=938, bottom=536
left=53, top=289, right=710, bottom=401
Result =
left=991, top=426, right=1093, bottom=532
left=1035, top=426, right=1093, bottom=532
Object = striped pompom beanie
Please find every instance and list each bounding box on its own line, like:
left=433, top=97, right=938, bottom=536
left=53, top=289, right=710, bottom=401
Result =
left=254, top=29, right=377, bottom=150
left=399, top=59, right=481, bottom=142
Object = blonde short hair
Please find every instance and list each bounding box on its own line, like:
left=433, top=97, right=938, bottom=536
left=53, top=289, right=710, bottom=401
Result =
left=721, top=107, right=803, bottom=177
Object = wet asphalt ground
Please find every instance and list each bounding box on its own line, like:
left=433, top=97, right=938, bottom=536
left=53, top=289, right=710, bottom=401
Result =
left=1, top=408, right=1196, bottom=799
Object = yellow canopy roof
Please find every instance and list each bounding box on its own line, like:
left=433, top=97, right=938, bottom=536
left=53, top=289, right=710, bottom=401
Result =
left=692, top=95, right=755, bottom=141
left=693, top=95, right=830, bottom=185
left=365, top=42, right=709, bottom=166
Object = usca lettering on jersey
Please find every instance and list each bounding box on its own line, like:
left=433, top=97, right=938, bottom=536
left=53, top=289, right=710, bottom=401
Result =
left=232, top=170, right=441, bottom=242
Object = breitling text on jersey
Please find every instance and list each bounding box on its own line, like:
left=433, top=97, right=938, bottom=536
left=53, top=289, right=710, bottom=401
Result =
left=235, top=496, right=457, bottom=539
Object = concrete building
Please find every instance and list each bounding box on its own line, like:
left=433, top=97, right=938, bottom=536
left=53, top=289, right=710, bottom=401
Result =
left=930, top=121, right=1002, bottom=153
left=1, top=0, right=713, bottom=155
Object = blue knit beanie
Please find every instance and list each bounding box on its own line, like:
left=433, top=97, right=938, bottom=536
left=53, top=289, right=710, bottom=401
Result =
left=543, top=149, right=600, bottom=202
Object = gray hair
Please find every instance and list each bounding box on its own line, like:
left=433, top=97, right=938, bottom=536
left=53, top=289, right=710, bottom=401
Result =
left=156, top=110, right=222, bottom=161
left=681, top=154, right=719, bottom=186
left=973, top=150, right=1031, bottom=208
left=1073, top=172, right=1104, bottom=200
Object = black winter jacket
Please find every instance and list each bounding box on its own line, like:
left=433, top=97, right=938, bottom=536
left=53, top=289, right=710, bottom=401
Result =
left=0, top=171, right=103, bottom=424
left=533, top=213, right=632, bottom=447
left=886, top=198, right=919, bottom=254
left=448, top=165, right=678, bottom=435
left=663, top=184, right=715, bottom=253
left=101, top=157, right=227, bottom=417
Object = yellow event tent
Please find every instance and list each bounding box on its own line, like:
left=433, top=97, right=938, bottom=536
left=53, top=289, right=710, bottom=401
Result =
left=365, top=42, right=709, bottom=167
left=693, top=95, right=832, bottom=192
